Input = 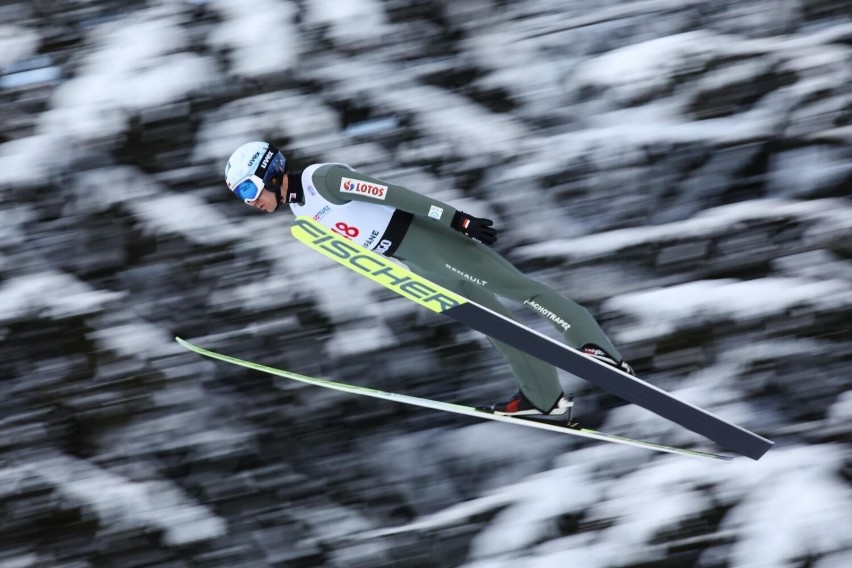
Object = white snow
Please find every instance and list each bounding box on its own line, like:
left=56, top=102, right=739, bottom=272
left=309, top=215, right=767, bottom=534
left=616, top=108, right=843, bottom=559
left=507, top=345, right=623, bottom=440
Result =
left=191, top=91, right=341, bottom=165
left=303, top=58, right=533, bottom=159
left=0, top=65, right=61, bottom=89
left=826, top=391, right=852, bottom=427
left=724, top=460, right=852, bottom=568
left=304, top=0, right=390, bottom=46
left=89, top=322, right=179, bottom=360
left=326, top=319, right=399, bottom=356
left=767, top=146, right=852, bottom=196
left=207, top=0, right=300, bottom=77
left=66, top=165, right=242, bottom=246
left=574, top=31, right=718, bottom=101
left=0, top=552, right=41, bottom=568
left=378, top=85, right=532, bottom=158
left=515, top=198, right=852, bottom=260
left=0, top=271, right=124, bottom=322
left=130, top=193, right=242, bottom=246
left=32, top=454, right=227, bottom=547
left=0, top=207, right=34, bottom=249
left=0, top=24, right=39, bottom=68
left=40, top=6, right=216, bottom=140
left=605, top=277, right=852, bottom=342
left=366, top=445, right=852, bottom=567
left=0, top=134, right=78, bottom=189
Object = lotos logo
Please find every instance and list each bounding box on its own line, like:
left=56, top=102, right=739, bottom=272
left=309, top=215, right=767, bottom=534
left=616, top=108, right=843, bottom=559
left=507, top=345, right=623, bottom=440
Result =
left=340, top=177, right=388, bottom=200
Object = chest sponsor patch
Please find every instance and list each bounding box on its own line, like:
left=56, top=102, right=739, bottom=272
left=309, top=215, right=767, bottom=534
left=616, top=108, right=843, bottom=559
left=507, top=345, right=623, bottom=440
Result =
left=340, top=177, right=388, bottom=200
left=313, top=205, right=332, bottom=221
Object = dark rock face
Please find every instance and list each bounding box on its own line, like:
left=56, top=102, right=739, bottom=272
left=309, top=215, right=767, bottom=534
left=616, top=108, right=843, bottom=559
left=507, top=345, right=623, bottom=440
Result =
left=1, top=1, right=850, bottom=567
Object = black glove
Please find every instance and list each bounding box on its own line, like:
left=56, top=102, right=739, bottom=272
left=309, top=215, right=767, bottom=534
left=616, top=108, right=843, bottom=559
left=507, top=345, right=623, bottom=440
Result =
left=451, top=211, right=498, bottom=245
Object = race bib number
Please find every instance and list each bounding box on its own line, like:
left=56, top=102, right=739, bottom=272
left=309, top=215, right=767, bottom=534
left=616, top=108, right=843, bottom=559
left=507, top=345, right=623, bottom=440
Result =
left=331, top=222, right=360, bottom=239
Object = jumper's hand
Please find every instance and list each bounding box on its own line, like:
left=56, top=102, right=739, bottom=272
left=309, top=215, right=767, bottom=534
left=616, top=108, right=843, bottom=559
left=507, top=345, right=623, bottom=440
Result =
left=451, top=211, right=498, bottom=245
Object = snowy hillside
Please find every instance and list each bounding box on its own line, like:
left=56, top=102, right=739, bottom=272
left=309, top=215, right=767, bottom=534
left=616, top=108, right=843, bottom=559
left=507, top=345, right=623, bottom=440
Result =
left=0, top=1, right=850, bottom=567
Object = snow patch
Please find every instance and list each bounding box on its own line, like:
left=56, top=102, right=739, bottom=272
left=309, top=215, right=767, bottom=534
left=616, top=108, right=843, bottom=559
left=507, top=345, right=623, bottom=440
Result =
left=724, top=454, right=852, bottom=567
left=208, top=0, right=300, bottom=77
left=574, top=31, right=719, bottom=102
left=89, top=322, right=178, bottom=360
left=130, top=193, right=241, bottom=246
left=305, top=0, right=389, bottom=46
left=516, top=198, right=851, bottom=260
left=32, top=454, right=227, bottom=546
left=41, top=6, right=215, bottom=140
left=0, top=24, right=39, bottom=68
left=0, top=271, right=124, bottom=322
left=606, top=277, right=852, bottom=342
left=0, top=134, right=77, bottom=189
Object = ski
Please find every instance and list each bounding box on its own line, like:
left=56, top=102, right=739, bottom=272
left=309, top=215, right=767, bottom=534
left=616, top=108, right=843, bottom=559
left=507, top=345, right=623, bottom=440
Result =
left=175, top=337, right=733, bottom=462
left=290, top=216, right=774, bottom=460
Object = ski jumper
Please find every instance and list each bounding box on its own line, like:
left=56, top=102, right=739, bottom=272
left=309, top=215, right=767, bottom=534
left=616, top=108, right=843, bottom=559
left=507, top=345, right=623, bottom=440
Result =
left=292, top=163, right=623, bottom=412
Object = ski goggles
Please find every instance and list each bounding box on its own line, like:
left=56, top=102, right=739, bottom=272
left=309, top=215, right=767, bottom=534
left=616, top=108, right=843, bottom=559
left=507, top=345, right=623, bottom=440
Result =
left=231, top=148, right=287, bottom=204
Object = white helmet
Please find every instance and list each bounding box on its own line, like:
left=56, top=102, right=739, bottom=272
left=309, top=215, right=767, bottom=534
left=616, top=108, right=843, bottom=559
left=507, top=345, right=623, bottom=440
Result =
left=225, top=141, right=287, bottom=203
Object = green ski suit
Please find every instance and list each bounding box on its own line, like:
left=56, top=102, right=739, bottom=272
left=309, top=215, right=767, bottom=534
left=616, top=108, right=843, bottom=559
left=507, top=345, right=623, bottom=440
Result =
left=294, top=163, right=623, bottom=412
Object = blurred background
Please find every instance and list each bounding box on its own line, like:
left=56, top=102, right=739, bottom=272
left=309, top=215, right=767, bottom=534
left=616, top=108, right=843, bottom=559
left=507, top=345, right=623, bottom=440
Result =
left=1, top=0, right=851, bottom=567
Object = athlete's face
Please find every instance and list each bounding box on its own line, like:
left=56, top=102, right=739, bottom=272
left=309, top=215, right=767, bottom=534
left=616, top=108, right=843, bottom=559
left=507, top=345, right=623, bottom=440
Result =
left=248, top=188, right=278, bottom=212
left=248, top=175, right=289, bottom=213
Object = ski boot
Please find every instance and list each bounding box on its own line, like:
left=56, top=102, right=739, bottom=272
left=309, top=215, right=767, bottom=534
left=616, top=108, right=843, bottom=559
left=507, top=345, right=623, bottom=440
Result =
left=477, top=391, right=580, bottom=429
left=580, top=344, right=636, bottom=376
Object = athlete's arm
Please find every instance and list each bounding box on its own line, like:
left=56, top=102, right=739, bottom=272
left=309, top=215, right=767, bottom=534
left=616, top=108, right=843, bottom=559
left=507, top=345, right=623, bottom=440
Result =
left=309, top=164, right=497, bottom=244
left=310, top=164, right=459, bottom=227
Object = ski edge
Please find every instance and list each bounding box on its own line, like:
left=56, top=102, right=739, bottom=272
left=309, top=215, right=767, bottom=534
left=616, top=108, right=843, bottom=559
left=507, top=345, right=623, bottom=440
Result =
left=175, top=337, right=734, bottom=463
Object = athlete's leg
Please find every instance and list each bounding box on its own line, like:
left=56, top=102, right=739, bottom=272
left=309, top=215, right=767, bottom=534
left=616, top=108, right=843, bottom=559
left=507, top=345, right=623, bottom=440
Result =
left=404, top=264, right=564, bottom=412
left=395, top=217, right=624, bottom=362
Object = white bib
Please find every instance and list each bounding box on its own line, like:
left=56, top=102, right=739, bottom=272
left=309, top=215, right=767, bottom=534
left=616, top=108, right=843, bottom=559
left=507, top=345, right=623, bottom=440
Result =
left=290, top=164, right=397, bottom=252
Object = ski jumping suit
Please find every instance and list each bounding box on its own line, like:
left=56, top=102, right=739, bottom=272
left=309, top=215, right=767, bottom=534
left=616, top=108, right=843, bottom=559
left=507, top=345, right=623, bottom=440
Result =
left=291, top=163, right=624, bottom=412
